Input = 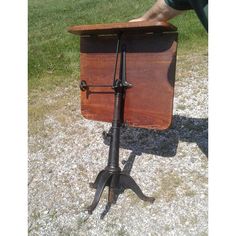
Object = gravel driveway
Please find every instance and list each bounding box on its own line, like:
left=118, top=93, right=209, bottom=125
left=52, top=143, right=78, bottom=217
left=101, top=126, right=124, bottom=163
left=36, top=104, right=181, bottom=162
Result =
left=28, top=51, right=208, bottom=236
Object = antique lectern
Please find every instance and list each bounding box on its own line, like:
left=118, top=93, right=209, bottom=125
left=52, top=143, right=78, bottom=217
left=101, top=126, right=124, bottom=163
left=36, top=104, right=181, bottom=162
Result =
left=68, top=21, right=178, bottom=215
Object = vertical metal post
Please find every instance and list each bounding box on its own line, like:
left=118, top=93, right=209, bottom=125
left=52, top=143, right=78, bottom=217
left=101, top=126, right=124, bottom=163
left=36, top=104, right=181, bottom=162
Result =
left=106, top=88, right=122, bottom=171
left=106, top=45, right=126, bottom=172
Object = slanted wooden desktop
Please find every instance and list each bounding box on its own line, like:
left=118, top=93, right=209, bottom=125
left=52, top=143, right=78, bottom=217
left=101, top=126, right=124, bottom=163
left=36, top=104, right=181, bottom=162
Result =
left=68, top=21, right=178, bottom=216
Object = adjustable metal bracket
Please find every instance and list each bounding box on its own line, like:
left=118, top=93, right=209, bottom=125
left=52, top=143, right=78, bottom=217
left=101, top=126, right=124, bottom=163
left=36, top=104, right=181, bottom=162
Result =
left=80, top=36, right=132, bottom=92
left=79, top=80, right=112, bottom=91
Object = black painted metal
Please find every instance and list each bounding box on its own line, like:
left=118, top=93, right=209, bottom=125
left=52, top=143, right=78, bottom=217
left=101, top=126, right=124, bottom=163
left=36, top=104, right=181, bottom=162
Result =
left=79, top=80, right=112, bottom=91
left=85, top=39, right=155, bottom=217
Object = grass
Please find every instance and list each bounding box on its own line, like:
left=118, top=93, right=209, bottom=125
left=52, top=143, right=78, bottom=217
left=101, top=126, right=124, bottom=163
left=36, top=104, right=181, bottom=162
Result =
left=28, top=82, right=81, bottom=136
left=29, top=0, right=207, bottom=90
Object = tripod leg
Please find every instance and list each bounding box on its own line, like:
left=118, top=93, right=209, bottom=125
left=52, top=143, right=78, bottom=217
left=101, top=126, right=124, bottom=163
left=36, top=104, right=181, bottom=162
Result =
left=120, top=173, right=155, bottom=203
left=87, top=171, right=112, bottom=214
left=89, top=170, right=105, bottom=189
left=108, top=174, right=120, bottom=204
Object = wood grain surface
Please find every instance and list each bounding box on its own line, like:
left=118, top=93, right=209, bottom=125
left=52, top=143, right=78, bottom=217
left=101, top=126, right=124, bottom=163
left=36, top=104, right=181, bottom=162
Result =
left=68, top=21, right=177, bottom=35
left=79, top=32, right=178, bottom=130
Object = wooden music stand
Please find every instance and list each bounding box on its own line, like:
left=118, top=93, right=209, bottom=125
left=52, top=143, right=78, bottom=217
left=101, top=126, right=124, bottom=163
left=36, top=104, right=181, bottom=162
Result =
left=68, top=21, right=178, bottom=216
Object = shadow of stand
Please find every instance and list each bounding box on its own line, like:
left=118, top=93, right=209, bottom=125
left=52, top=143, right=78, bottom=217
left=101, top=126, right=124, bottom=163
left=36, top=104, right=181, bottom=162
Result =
left=100, top=115, right=208, bottom=218
left=103, top=115, right=208, bottom=158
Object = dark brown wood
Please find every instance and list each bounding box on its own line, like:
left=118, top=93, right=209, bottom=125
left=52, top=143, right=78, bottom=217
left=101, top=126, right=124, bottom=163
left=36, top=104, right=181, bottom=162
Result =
left=79, top=32, right=178, bottom=130
left=68, top=21, right=177, bottom=35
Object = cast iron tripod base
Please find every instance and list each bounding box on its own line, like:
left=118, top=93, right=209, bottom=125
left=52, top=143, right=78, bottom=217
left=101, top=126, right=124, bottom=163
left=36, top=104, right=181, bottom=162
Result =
left=87, top=167, right=155, bottom=215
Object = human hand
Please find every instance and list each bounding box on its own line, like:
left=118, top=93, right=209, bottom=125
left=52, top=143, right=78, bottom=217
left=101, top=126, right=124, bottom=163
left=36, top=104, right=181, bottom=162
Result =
left=129, top=17, right=146, bottom=23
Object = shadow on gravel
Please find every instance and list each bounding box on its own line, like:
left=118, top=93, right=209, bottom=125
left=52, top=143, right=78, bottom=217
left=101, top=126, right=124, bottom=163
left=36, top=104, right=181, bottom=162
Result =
left=100, top=115, right=207, bottom=219
left=103, top=115, right=208, bottom=158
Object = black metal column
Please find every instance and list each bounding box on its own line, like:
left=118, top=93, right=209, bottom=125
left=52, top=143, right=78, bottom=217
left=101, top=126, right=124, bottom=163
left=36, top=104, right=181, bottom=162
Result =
left=106, top=87, right=123, bottom=172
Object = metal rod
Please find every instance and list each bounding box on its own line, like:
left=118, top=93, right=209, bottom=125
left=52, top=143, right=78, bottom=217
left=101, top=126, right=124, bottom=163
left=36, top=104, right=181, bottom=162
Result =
left=121, top=45, right=126, bottom=84
left=80, top=80, right=113, bottom=91
left=112, top=33, right=122, bottom=86
left=86, top=84, right=112, bottom=88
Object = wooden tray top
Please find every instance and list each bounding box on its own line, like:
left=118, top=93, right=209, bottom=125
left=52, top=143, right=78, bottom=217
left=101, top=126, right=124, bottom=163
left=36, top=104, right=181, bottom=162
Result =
left=68, top=22, right=178, bottom=130
left=68, top=21, right=177, bottom=35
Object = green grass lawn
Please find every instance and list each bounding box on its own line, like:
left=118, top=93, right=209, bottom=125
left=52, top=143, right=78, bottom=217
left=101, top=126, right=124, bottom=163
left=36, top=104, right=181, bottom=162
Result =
left=29, top=0, right=207, bottom=90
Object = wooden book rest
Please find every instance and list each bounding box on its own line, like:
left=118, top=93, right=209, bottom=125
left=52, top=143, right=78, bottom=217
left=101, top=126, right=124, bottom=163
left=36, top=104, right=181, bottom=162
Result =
left=69, top=21, right=178, bottom=130
left=68, top=21, right=178, bottom=217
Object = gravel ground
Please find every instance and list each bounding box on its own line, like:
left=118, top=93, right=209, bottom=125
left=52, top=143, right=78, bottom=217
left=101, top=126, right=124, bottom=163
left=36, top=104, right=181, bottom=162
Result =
left=28, top=52, right=208, bottom=236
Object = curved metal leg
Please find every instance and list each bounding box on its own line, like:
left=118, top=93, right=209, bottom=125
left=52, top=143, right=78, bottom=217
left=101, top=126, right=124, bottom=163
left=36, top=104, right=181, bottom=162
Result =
left=100, top=202, right=112, bottom=220
left=108, top=174, right=120, bottom=204
left=89, top=170, right=105, bottom=189
left=87, top=171, right=112, bottom=214
left=120, top=173, right=155, bottom=203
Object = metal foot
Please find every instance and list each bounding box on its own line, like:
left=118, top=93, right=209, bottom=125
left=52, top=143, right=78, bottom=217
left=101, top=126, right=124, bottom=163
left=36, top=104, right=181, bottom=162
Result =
left=87, top=171, right=112, bottom=214
left=119, top=173, right=155, bottom=203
